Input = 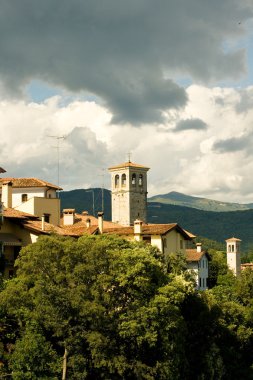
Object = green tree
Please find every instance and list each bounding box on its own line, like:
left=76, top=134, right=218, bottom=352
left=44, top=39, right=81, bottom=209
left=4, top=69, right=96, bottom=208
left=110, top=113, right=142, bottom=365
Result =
left=208, top=250, right=228, bottom=288
left=0, top=234, right=194, bottom=379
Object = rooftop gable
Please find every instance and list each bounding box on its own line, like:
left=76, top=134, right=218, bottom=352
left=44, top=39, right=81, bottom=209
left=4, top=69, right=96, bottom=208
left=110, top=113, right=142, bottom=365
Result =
left=0, top=177, right=62, bottom=190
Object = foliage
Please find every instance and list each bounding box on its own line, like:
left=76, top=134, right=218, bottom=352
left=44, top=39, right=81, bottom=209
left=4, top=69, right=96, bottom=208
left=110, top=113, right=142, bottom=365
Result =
left=1, top=235, right=253, bottom=378
left=0, top=235, right=194, bottom=379
left=207, top=250, right=228, bottom=288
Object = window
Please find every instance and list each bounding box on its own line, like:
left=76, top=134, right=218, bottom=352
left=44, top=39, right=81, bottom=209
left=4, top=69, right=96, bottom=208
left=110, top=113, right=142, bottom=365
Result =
left=138, top=174, right=143, bottom=186
left=122, top=173, right=126, bottom=186
left=231, top=244, right=235, bottom=252
left=143, top=236, right=151, bottom=244
left=199, top=277, right=202, bottom=287
left=14, top=246, right=21, bottom=261
left=180, top=240, right=183, bottom=249
left=115, top=175, right=119, bottom=188
left=44, top=214, right=50, bottom=223
left=22, top=194, right=28, bottom=202
left=132, top=173, right=136, bottom=186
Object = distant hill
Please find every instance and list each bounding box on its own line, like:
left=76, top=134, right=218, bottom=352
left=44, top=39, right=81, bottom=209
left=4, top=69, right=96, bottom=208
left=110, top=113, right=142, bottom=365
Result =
left=148, top=191, right=253, bottom=212
left=147, top=202, right=253, bottom=249
left=60, top=188, right=111, bottom=221
left=60, top=188, right=253, bottom=251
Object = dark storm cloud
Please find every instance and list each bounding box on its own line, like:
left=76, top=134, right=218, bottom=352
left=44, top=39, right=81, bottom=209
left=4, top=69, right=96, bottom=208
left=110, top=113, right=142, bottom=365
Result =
left=213, top=133, right=253, bottom=153
left=0, top=0, right=251, bottom=124
left=235, top=89, right=253, bottom=113
left=174, top=118, right=208, bottom=132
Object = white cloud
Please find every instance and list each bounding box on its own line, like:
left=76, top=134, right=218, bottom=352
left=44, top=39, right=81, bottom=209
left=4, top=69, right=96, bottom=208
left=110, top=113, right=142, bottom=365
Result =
left=1, top=84, right=253, bottom=203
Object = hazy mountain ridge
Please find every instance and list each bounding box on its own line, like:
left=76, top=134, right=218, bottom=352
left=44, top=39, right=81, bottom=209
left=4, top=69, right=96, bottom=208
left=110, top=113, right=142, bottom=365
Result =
left=60, top=189, right=253, bottom=250
left=148, top=191, right=253, bottom=212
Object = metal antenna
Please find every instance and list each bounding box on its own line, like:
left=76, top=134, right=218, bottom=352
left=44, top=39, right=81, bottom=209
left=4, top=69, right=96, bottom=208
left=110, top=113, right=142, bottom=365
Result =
left=47, top=135, right=66, bottom=194
left=127, top=152, right=132, bottom=162
left=99, top=168, right=106, bottom=212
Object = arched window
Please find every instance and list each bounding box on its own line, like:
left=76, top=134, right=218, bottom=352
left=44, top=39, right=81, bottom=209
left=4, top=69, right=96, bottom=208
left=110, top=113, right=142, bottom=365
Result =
left=122, top=173, right=126, bottom=186
left=132, top=173, right=136, bottom=186
left=115, top=175, right=119, bottom=188
left=138, top=174, right=143, bottom=186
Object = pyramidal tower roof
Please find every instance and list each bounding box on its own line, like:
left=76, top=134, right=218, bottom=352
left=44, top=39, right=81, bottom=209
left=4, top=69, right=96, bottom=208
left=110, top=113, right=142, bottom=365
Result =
left=108, top=161, right=149, bottom=171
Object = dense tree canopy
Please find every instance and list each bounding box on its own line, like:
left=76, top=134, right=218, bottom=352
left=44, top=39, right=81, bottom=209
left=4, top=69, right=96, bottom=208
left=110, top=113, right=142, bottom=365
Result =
left=0, top=235, right=253, bottom=379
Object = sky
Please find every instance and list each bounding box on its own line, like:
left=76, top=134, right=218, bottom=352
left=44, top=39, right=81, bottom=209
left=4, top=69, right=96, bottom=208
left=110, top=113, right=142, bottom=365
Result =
left=1, top=0, right=253, bottom=203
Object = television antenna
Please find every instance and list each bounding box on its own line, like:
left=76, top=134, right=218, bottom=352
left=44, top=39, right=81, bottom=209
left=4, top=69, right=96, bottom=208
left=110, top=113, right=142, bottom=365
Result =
left=47, top=135, right=66, bottom=193
left=99, top=168, right=106, bottom=212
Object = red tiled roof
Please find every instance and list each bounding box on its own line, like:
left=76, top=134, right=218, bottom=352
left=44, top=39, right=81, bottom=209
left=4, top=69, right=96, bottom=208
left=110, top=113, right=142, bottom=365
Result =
left=60, top=212, right=120, bottom=229
left=0, top=177, right=62, bottom=190
left=108, top=161, right=149, bottom=170
left=186, top=249, right=210, bottom=262
left=104, top=223, right=192, bottom=239
left=3, top=208, right=38, bottom=219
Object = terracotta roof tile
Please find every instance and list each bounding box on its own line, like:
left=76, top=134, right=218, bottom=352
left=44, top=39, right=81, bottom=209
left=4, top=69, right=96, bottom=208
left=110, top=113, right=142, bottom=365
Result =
left=0, top=177, right=62, bottom=190
left=108, top=161, right=149, bottom=170
left=186, top=249, right=210, bottom=262
left=3, top=208, right=37, bottom=219
left=104, top=223, right=192, bottom=239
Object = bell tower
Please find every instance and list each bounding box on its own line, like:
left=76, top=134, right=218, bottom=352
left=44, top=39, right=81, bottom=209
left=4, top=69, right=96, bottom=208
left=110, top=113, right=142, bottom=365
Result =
left=226, top=237, right=241, bottom=276
left=108, top=160, right=149, bottom=226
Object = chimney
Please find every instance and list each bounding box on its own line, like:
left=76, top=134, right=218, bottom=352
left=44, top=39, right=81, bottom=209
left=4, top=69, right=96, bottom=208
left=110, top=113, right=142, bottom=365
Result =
left=97, top=212, right=104, bottom=234
left=86, top=218, right=91, bottom=228
left=134, top=219, right=143, bottom=241
left=41, top=214, right=45, bottom=231
left=63, top=209, right=75, bottom=225
left=196, top=243, right=202, bottom=253
left=2, top=180, right=12, bottom=208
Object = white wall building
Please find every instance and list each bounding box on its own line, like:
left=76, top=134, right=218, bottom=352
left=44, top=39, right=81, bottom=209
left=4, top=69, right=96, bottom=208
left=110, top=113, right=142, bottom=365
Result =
left=0, top=178, right=61, bottom=225
left=186, top=244, right=210, bottom=290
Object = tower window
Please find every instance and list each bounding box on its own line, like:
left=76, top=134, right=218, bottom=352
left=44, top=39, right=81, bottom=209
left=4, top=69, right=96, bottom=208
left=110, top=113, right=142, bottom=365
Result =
left=115, top=175, right=119, bottom=188
left=122, top=174, right=126, bottom=186
left=22, top=194, right=28, bottom=202
left=138, top=174, right=143, bottom=186
left=132, top=173, right=136, bottom=186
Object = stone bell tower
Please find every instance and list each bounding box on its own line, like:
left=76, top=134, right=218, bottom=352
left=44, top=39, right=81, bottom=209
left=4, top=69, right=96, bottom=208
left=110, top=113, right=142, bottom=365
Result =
left=108, top=160, right=149, bottom=226
left=226, top=237, right=241, bottom=276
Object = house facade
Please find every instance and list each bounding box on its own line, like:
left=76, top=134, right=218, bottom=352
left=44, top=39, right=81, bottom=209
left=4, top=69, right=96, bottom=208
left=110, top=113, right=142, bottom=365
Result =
left=0, top=178, right=62, bottom=225
left=186, top=244, right=210, bottom=290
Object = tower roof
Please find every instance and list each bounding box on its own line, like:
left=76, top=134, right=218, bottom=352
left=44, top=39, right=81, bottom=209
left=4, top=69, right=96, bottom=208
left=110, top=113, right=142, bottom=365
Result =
left=226, top=237, right=241, bottom=242
left=108, top=161, right=149, bottom=171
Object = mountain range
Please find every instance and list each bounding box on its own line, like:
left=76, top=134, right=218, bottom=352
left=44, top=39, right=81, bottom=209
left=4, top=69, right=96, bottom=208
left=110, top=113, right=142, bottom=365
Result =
left=59, top=189, right=253, bottom=251
left=148, top=191, right=253, bottom=212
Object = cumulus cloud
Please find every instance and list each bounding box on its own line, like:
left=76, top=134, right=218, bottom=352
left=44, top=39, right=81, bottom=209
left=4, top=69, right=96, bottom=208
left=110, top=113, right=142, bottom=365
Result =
left=1, top=84, right=253, bottom=202
left=174, top=118, right=208, bottom=132
left=0, top=0, right=251, bottom=124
